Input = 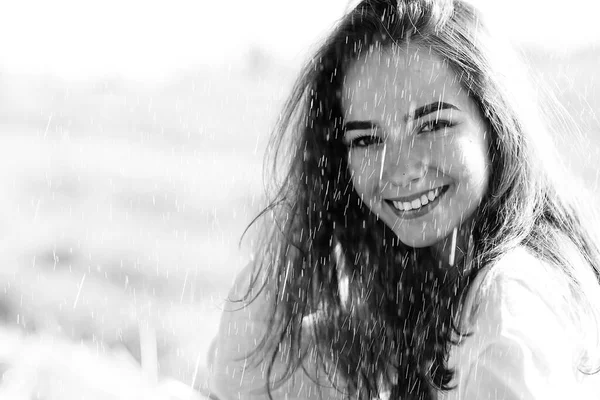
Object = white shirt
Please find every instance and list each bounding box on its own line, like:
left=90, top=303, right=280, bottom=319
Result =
left=209, top=248, right=600, bottom=399
left=438, top=247, right=600, bottom=400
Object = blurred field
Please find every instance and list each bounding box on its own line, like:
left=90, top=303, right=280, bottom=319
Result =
left=0, top=45, right=597, bottom=397
left=0, top=57, right=294, bottom=397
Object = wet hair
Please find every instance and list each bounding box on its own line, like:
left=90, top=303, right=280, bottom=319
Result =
left=238, top=0, right=600, bottom=399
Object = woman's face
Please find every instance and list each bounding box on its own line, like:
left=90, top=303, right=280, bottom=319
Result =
left=341, top=45, right=491, bottom=249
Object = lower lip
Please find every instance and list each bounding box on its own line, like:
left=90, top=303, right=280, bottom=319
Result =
left=385, top=186, right=449, bottom=220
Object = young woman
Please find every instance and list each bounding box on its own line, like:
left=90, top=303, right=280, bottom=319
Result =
left=208, top=0, right=600, bottom=399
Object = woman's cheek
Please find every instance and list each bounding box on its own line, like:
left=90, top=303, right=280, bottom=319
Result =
left=457, top=137, right=490, bottom=182
left=349, top=159, right=376, bottom=199
left=350, top=167, right=365, bottom=197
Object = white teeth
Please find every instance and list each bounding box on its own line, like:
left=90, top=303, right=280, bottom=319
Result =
left=390, top=187, right=444, bottom=212
left=427, top=189, right=436, bottom=201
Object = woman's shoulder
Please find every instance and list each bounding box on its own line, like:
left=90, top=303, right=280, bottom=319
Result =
left=208, top=259, right=345, bottom=400
left=207, top=260, right=276, bottom=398
left=454, top=246, right=593, bottom=366
left=464, top=246, right=575, bottom=332
left=445, top=247, right=600, bottom=399
left=213, top=259, right=275, bottom=356
left=219, top=261, right=264, bottom=316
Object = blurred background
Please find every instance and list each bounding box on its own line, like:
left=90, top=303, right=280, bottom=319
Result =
left=0, top=0, right=598, bottom=398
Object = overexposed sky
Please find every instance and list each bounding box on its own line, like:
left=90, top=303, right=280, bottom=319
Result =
left=0, top=0, right=598, bottom=80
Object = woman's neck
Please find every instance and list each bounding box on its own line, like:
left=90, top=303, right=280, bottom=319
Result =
left=431, top=219, right=476, bottom=271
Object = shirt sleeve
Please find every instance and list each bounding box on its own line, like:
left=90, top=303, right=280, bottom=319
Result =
left=446, top=255, right=587, bottom=400
left=207, top=263, right=346, bottom=400
left=461, top=334, right=575, bottom=400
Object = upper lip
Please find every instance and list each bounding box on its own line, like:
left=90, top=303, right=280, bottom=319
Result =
left=384, top=185, right=446, bottom=203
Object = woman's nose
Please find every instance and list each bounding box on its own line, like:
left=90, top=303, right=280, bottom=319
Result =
left=380, top=140, right=427, bottom=188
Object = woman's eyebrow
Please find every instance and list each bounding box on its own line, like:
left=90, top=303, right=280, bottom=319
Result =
left=406, top=102, right=459, bottom=121
left=343, top=120, right=378, bottom=132
left=344, top=102, right=459, bottom=132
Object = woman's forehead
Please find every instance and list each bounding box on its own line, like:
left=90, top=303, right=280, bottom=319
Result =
left=341, top=46, right=465, bottom=114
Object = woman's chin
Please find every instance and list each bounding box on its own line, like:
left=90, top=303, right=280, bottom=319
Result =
left=394, top=230, right=444, bottom=249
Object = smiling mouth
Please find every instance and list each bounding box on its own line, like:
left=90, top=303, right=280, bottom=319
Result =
left=384, top=185, right=449, bottom=219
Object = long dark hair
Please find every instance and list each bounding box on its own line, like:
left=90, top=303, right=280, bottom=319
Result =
left=236, top=1, right=600, bottom=399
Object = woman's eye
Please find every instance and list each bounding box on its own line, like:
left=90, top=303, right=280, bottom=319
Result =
left=419, top=120, right=453, bottom=134
left=348, top=135, right=382, bottom=148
